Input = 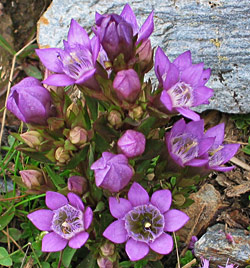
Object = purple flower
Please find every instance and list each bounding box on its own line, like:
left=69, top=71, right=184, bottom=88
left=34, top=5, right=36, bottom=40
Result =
left=28, top=191, right=93, bottom=252
left=36, top=19, right=100, bottom=88
left=93, top=4, right=153, bottom=62
left=165, top=119, right=215, bottom=167
left=113, top=69, right=141, bottom=102
left=155, top=48, right=214, bottom=121
left=91, top=152, right=133, bottom=192
left=68, top=176, right=88, bottom=196
left=117, top=130, right=146, bottom=158
left=203, top=123, right=240, bottom=172
left=201, top=258, right=238, bottom=268
left=103, top=182, right=189, bottom=261
left=7, top=77, right=52, bottom=125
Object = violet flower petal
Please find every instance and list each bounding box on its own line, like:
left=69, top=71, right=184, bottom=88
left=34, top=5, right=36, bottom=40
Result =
left=185, top=119, right=204, bottom=138
left=109, top=197, right=132, bottom=219
left=68, top=231, right=89, bottom=249
left=46, top=191, right=68, bottom=210
left=173, top=50, right=192, bottom=71
left=163, top=63, right=179, bottom=90
left=67, top=192, right=84, bottom=211
left=164, top=209, right=189, bottom=232
left=125, top=238, right=149, bottom=261
left=198, top=137, right=215, bottom=156
left=91, top=36, right=100, bottom=62
left=212, top=143, right=240, bottom=166
left=149, top=232, right=173, bottom=255
left=75, top=69, right=96, bottom=85
left=27, top=209, right=53, bottom=231
left=128, top=182, right=149, bottom=207
left=180, top=63, right=204, bottom=87
left=150, top=190, right=172, bottom=214
left=193, top=86, right=214, bottom=106
left=35, top=48, right=64, bottom=73
left=205, top=123, right=225, bottom=149
left=185, top=158, right=208, bottom=167
left=170, top=118, right=186, bottom=137
left=137, top=11, right=154, bottom=44
left=212, top=166, right=235, bottom=172
left=84, top=207, right=93, bottom=230
left=103, top=220, right=127, bottom=243
left=120, top=4, right=139, bottom=35
left=67, top=19, right=90, bottom=48
left=155, top=47, right=171, bottom=84
left=176, top=107, right=200, bottom=121
left=43, top=74, right=75, bottom=86
left=160, top=90, right=173, bottom=111
left=198, top=68, right=211, bottom=86
left=42, top=232, right=68, bottom=252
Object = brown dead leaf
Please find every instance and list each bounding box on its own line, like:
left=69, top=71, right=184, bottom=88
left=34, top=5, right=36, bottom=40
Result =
left=225, top=181, right=250, bottom=197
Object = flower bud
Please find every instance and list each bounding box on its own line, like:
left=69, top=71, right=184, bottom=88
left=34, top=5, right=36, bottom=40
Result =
left=128, top=106, right=143, bottom=120
left=7, top=77, right=52, bottom=125
left=113, top=69, right=141, bottom=102
left=69, top=127, right=88, bottom=146
left=20, top=170, right=45, bottom=189
left=136, top=39, right=153, bottom=73
left=97, top=257, right=113, bottom=268
left=91, top=152, right=133, bottom=193
left=55, top=147, right=70, bottom=164
left=100, top=242, right=115, bottom=257
left=118, top=130, right=146, bottom=158
left=107, top=110, right=123, bottom=129
left=67, top=176, right=88, bottom=196
left=21, top=131, right=43, bottom=148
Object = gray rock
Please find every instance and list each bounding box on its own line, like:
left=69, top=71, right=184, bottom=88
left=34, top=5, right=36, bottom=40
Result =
left=37, top=0, right=250, bottom=113
left=194, top=223, right=250, bottom=267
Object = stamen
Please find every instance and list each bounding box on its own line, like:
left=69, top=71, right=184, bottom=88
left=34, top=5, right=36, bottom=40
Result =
left=168, top=82, right=193, bottom=108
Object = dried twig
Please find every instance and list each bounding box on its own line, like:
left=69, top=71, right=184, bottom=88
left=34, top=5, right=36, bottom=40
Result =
left=182, top=259, right=197, bottom=268
left=1, top=229, right=24, bottom=253
left=230, top=157, right=250, bottom=171
left=0, top=194, right=27, bottom=202
left=173, top=232, right=180, bottom=268
left=0, top=38, right=36, bottom=149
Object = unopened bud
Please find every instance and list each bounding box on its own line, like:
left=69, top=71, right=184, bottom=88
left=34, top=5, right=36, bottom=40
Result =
left=69, top=127, right=88, bottom=146
left=136, top=39, right=153, bottom=72
left=55, top=147, right=70, bottom=164
left=66, top=102, right=80, bottom=118
left=21, top=131, right=43, bottom=148
left=107, top=110, right=123, bottom=129
left=100, top=242, right=115, bottom=257
left=20, top=170, right=45, bottom=189
left=68, top=176, right=88, bottom=196
left=97, top=257, right=113, bottom=268
left=48, top=117, right=64, bottom=131
left=128, top=106, right=143, bottom=120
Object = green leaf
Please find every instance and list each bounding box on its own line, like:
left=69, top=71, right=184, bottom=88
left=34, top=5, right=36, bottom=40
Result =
left=85, top=95, right=98, bottom=121
left=0, top=228, right=21, bottom=243
left=0, top=34, right=16, bottom=55
left=0, top=247, right=12, bottom=266
left=76, top=252, right=98, bottom=268
left=44, top=165, right=65, bottom=190
left=64, top=145, right=89, bottom=169
left=243, top=145, right=250, bottom=155
left=23, top=65, right=43, bottom=79
left=41, top=262, right=51, bottom=268
left=62, top=247, right=76, bottom=268
left=138, top=117, right=156, bottom=136
left=0, top=206, right=15, bottom=231
left=94, top=201, right=105, bottom=212
left=119, top=261, right=133, bottom=268
left=94, top=133, right=110, bottom=153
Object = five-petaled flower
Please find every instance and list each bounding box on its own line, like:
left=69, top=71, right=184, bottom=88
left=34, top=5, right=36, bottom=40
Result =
left=103, top=182, right=189, bottom=261
left=155, top=48, right=214, bottom=121
left=36, top=19, right=100, bottom=88
left=28, top=191, right=93, bottom=252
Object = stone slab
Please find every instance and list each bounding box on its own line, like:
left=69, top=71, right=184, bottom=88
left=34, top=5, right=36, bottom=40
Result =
left=37, top=0, right=250, bottom=114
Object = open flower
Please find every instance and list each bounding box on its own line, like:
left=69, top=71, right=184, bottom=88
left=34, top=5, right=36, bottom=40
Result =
left=103, top=182, right=189, bottom=261
left=117, top=130, right=146, bottom=158
left=203, top=123, right=240, bottom=172
left=28, top=191, right=93, bottom=252
left=93, top=4, right=153, bottom=62
left=165, top=119, right=215, bottom=168
left=7, top=77, right=52, bottom=125
left=201, top=258, right=238, bottom=268
left=90, top=152, right=133, bottom=192
left=155, top=48, right=214, bottom=121
left=36, top=19, right=100, bottom=88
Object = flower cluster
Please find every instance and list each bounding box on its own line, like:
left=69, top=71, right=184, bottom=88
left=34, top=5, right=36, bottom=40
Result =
left=201, top=258, right=238, bottom=268
left=5, top=3, right=241, bottom=267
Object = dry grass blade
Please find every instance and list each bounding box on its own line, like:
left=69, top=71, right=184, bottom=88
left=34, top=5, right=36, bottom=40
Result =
left=182, top=259, right=196, bottom=268
left=173, top=232, right=180, bottom=268
left=230, top=156, right=250, bottom=171
left=1, top=229, right=24, bottom=253
left=0, top=38, right=36, bottom=149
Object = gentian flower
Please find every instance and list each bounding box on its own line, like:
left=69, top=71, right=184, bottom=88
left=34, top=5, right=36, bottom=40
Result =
left=67, top=176, right=88, bottom=196
left=203, top=123, right=240, bottom=172
left=117, top=130, right=146, bottom=158
left=36, top=19, right=100, bottom=88
left=165, top=119, right=215, bottom=167
left=93, top=4, right=153, bottom=62
left=90, top=152, right=133, bottom=192
left=155, top=48, right=214, bottom=121
left=7, top=77, right=52, bottom=125
left=28, top=191, right=93, bottom=252
left=103, top=182, right=189, bottom=261
left=200, top=258, right=238, bottom=268
left=20, top=170, right=45, bottom=190
left=113, top=69, right=141, bottom=102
